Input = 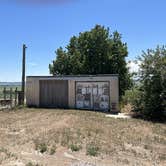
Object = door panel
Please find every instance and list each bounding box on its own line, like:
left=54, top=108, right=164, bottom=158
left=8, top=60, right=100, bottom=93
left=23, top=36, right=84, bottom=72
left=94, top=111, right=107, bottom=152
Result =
left=40, top=80, right=68, bottom=108
left=76, top=82, right=110, bottom=111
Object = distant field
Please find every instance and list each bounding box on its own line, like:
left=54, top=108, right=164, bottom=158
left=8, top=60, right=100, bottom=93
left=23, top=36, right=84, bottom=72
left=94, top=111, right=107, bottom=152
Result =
left=0, top=85, right=21, bottom=99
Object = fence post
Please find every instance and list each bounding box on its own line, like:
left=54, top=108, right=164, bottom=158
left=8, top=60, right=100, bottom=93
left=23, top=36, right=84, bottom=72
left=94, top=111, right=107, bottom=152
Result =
left=15, top=87, right=18, bottom=106
left=10, top=88, right=12, bottom=108
left=3, top=87, right=6, bottom=100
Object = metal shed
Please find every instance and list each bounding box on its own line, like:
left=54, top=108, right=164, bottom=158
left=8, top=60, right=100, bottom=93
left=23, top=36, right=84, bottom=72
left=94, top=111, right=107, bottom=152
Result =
left=26, top=75, right=119, bottom=112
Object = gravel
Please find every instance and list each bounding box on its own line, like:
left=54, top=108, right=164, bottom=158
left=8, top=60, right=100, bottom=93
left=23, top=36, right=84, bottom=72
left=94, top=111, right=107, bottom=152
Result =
left=71, top=162, right=97, bottom=166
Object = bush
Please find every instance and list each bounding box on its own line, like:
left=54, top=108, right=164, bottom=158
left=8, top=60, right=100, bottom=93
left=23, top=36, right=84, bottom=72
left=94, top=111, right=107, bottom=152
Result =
left=121, top=87, right=142, bottom=111
left=130, top=46, right=166, bottom=120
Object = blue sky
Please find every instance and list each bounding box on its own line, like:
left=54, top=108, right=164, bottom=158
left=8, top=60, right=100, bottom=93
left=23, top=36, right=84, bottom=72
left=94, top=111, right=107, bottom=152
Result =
left=0, top=0, right=165, bottom=81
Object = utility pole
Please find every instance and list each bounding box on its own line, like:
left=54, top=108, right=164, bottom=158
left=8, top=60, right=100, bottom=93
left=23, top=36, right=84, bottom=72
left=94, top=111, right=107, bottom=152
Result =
left=21, top=44, right=27, bottom=104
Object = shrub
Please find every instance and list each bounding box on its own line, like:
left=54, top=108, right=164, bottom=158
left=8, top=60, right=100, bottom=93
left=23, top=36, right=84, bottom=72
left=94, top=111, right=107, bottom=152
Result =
left=121, top=87, right=142, bottom=111
left=136, top=46, right=166, bottom=119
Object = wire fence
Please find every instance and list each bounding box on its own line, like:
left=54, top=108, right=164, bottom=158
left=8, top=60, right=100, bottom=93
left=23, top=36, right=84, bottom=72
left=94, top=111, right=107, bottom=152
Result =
left=0, top=86, right=21, bottom=108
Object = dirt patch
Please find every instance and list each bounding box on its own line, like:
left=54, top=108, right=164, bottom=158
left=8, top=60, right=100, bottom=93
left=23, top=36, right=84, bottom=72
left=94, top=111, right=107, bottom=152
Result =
left=0, top=108, right=165, bottom=166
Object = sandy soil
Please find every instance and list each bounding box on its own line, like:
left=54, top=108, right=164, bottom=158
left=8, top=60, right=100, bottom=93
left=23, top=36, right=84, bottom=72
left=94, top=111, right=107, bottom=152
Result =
left=0, top=108, right=165, bottom=166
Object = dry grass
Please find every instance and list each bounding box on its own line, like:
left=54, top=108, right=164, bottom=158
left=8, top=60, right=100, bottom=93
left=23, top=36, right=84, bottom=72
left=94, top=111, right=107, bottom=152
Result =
left=0, top=108, right=165, bottom=166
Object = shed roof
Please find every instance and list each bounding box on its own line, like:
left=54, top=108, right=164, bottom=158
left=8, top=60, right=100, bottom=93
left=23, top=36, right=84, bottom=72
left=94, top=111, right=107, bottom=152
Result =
left=27, top=74, right=119, bottom=78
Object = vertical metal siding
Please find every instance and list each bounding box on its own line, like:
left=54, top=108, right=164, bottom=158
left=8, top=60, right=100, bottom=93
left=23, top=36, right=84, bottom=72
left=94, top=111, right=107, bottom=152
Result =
left=26, top=77, right=40, bottom=107
left=39, top=80, right=68, bottom=108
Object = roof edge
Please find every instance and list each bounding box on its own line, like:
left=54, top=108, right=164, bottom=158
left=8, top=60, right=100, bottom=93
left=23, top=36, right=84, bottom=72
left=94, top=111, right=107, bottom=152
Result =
left=27, top=74, right=119, bottom=78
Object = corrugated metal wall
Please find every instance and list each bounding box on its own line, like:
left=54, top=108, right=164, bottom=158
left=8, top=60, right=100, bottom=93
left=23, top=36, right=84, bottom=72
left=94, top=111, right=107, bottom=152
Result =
left=39, top=80, right=68, bottom=108
left=26, top=77, right=40, bottom=107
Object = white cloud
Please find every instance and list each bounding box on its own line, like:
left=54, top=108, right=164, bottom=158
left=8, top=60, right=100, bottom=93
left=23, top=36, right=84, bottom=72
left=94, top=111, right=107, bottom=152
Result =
left=127, top=60, right=140, bottom=73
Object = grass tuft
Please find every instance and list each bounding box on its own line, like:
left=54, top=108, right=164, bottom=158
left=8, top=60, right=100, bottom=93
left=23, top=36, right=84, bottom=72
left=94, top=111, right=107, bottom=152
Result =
left=34, top=139, right=47, bottom=154
left=49, top=145, right=56, bottom=155
left=86, top=143, right=100, bottom=156
left=70, top=144, right=82, bottom=152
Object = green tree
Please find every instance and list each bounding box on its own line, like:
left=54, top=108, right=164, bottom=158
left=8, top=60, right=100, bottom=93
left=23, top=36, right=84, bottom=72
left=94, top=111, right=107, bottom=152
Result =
left=49, top=47, right=70, bottom=75
left=137, top=46, right=166, bottom=118
left=49, top=25, right=132, bottom=97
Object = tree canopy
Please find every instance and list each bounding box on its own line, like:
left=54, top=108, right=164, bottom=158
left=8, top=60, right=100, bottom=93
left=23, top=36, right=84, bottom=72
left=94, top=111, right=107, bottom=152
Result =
left=49, top=25, right=132, bottom=97
left=136, top=46, right=166, bottom=118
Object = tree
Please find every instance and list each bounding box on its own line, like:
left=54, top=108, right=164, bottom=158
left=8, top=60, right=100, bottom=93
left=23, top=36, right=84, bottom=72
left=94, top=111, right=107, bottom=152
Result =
left=136, top=46, right=166, bottom=119
left=49, top=25, right=132, bottom=97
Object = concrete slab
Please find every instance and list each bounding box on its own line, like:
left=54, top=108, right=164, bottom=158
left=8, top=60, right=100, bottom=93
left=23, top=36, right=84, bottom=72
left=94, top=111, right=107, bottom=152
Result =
left=106, top=113, right=131, bottom=119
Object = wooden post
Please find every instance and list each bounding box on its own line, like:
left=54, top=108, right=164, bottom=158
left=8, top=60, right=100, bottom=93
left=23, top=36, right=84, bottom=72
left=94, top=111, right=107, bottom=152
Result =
left=21, top=44, right=27, bottom=105
left=15, top=87, right=18, bottom=106
left=10, top=88, right=12, bottom=107
left=3, top=87, right=6, bottom=100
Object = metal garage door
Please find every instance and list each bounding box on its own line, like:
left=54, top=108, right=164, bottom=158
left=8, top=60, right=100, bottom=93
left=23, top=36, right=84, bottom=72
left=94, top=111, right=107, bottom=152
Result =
left=76, top=82, right=110, bottom=111
left=40, top=80, right=68, bottom=108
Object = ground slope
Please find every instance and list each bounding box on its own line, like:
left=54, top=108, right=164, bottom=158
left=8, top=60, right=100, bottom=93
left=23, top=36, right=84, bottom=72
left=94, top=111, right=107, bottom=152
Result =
left=0, top=108, right=165, bottom=166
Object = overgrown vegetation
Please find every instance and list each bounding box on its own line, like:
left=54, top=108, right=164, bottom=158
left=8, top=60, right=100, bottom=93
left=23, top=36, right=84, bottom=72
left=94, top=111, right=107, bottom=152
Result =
left=121, top=87, right=142, bottom=110
left=49, top=25, right=165, bottom=120
left=122, top=46, right=166, bottom=120
left=127, top=46, right=165, bottom=119
left=136, top=46, right=166, bottom=119
left=49, top=24, right=132, bottom=97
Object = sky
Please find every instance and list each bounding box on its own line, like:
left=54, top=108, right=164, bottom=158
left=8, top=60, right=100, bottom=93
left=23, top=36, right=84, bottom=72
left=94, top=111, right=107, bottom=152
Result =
left=0, top=0, right=165, bottom=82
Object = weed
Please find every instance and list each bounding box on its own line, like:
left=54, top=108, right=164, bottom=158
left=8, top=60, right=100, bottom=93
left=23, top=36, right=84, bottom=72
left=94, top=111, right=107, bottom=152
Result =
left=38, top=143, right=47, bottom=153
left=34, top=139, right=47, bottom=153
left=70, top=144, right=82, bottom=152
left=26, top=162, right=41, bottom=166
left=49, top=145, right=56, bottom=155
left=86, top=143, right=100, bottom=156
